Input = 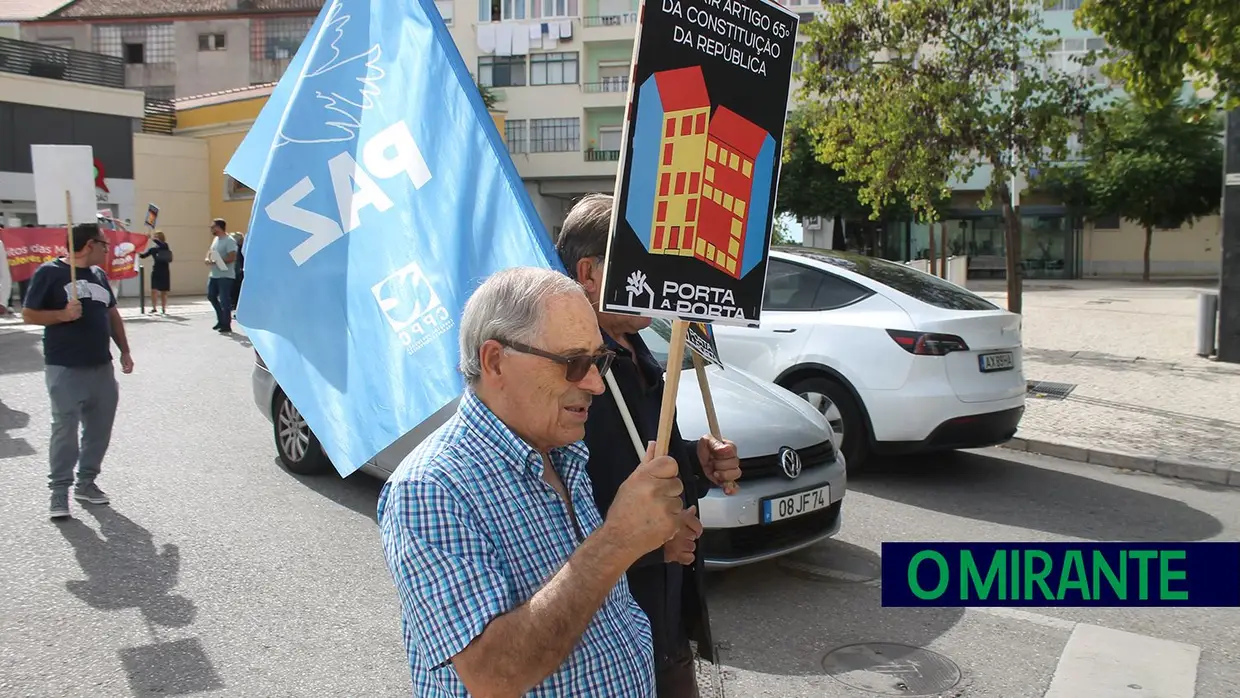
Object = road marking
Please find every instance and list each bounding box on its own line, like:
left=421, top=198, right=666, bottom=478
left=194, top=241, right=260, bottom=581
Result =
left=1044, top=623, right=1200, bottom=698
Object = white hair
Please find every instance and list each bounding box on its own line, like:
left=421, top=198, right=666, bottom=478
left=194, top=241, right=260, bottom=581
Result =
left=459, top=266, right=586, bottom=386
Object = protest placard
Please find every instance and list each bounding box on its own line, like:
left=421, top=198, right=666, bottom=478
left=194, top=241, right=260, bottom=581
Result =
left=598, top=0, right=799, bottom=329
left=31, top=144, right=97, bottom=297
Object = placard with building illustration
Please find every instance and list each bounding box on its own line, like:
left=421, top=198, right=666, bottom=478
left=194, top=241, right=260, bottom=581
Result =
left=598, top=0, right=799, bottom=328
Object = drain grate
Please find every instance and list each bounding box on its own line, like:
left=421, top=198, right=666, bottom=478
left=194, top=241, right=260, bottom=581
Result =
left=1026, top=380, right=1077, bottom=400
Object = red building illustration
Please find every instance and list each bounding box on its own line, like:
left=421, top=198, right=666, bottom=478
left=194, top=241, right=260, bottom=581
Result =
left=626, top=67, right=776, bottom=280
left=649, top=67, right=711, bottom=257
left=694, top=107, right=767, bottom=277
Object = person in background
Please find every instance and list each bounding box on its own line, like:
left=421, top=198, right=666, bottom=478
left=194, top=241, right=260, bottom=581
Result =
left=204, top=218, right=237, bottom=334
left=378, top=266, right=685, bottom=697
left=556, top=193, right=742, bottom=698
left=228, top=231, right=245, bottom=315
left=22, top=223, right=134, bottom=519
left=138, top=231, right=172, bottom=315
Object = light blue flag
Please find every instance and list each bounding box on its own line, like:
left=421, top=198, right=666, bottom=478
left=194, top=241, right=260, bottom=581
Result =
left=233, top=0, right=562, bottom=476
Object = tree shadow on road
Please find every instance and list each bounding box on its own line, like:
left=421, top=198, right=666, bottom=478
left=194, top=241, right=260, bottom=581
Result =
left=0, top=398, right=34, bottom=459
left=55, top=506, right=225, bottom=696
left=851, top=450, right=1223, bottom=542
left=704, top=539, right=964, bottom=678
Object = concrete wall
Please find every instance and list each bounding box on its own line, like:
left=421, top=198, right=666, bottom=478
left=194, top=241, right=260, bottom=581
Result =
left=132, top=133, right=210, bottom=296
left=1082, top=216, right=1222, bottom=278
left=172, top=19, right=251, bottom=98
left=0, top=71, right=145, bottom=118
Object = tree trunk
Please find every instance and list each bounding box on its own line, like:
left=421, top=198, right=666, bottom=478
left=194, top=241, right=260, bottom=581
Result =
left=1143, top=225, right=1153, bottom=282
left=1000, top=197, right=1022, bottom=314
left=928, top=223, right=937, bottom=276
left=940, top=221, right=948, bottom=279
left=831, top=214, right=846, bottom=251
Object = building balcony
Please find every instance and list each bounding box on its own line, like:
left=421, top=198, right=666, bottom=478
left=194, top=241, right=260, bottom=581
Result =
left=580, top=77, right=628, bottom=107
left=0, top=36, right=124, bottom=89
left=510, top=149, right=620, bottom=179
left=584, top=148, right=620, bottom=162
left=581, top=12, right=639, bottom=41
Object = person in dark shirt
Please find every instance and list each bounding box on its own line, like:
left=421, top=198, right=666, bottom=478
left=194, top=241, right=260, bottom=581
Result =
left=23, top=223, right=135, bottom=520
left=556, top=194, right=743, bottom=698
left=138, top=230, right=172, bottom=314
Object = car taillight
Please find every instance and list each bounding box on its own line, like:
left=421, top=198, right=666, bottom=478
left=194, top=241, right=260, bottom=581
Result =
left=886, top=329, right=969, bottom=356
left=254, top=350, right=267, bottom=368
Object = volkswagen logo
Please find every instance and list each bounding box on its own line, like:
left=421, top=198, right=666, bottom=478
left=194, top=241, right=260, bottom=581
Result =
left=778, top=446, right=802, bottom=479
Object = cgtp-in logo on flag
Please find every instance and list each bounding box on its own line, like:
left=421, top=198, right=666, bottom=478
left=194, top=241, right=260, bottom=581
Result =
left=371, top=260, right=453, bottom=353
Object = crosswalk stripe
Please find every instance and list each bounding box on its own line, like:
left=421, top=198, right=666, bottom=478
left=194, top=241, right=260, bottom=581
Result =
left=1044, top=622, right=1200, bottom=698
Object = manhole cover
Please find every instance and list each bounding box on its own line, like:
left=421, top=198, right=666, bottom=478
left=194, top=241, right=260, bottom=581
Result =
left=776, top=542, right=881, bottom=583
left=822, top=643, right=962, bottom=695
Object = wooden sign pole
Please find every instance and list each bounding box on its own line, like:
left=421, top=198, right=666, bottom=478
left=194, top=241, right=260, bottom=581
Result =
left=691, top=350, right=738, bottom=494
left=653, top=319, right=689, bottom=457
left=65, top=190, right=77, bottom=299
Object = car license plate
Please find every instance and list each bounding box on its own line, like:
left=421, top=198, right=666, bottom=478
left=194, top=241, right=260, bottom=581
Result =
left=978, top=351, right=1014, bottom=373
left=761, top=485, right=830, bottom=524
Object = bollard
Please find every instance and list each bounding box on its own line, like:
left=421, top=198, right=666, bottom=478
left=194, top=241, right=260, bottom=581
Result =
left=1197, top=291, right=1219, bottom=357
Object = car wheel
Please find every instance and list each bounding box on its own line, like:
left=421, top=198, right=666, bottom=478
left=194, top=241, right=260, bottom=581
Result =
left=273, top=390, right=332, bottom=476
left=788, top=376, right=869, bottom=472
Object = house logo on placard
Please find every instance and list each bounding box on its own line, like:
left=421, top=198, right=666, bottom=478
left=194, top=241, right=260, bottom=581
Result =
left=625, top=270, right=656, bottom=309
left=371, top=260, right=453, bottom=353
left=623, top=66, right=777, bottom=281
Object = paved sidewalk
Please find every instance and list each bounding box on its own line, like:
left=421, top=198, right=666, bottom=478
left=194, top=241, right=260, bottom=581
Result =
left=0, top=295, right=217, bottom=335
left=972, top=280, right=1240, bottom=487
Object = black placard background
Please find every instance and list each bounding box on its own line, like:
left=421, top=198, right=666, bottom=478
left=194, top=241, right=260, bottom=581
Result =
left=600, top=0, right=799, bottom=328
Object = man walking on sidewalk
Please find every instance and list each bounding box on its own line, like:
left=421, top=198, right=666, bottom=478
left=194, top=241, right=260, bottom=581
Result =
left=204, top=218, right=238, bottom=334
left=22, top=223, right=134, bottom=519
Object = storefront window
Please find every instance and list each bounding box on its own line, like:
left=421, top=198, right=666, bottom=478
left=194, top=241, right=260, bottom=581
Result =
left=1020, top=214, right=1071, bottom=278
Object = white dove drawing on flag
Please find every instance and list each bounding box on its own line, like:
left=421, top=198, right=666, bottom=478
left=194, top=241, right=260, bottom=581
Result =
left=276, top=0, right=385, bottom=147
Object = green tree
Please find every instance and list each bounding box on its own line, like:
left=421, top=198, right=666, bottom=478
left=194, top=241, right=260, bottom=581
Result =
left=777, top=107, right=868, bottom=221
left=472, top=73, right=498, bottom=110
left=1034, top=99, right=1223, bottom=281
left=771, top=215, right=796, bottom=246
left=1075, top=0, right=1240, bottom=108
left=777, top=106, right=938, bottom=252
left=797, top=0, right=1100, bottom=313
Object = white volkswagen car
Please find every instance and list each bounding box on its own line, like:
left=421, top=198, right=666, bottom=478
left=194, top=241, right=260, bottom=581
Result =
left=252, top=320, right=847, bottom=569
left=712, top=247, right=1025, bottom=471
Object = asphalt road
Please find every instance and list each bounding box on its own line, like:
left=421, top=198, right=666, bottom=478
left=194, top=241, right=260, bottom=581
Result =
left=1, top=305, right=1238, bottom=697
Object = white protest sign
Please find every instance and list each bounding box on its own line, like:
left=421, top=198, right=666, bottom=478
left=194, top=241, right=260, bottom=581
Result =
left=31, top=144, right=97, bottom=226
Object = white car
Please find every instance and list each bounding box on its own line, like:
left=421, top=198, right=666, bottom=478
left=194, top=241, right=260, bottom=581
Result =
left=712, top=247, right=1025, bottom=470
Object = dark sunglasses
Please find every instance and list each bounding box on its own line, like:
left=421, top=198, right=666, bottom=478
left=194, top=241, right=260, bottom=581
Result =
left=501, top=340, right=615, bottom=382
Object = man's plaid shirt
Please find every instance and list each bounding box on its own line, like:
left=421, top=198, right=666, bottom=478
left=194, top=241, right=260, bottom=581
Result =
left=377, top=389, right=655, bottom=696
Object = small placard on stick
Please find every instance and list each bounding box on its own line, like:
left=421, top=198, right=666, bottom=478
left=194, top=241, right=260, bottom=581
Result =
left=31, top=145, right=96, bottom=226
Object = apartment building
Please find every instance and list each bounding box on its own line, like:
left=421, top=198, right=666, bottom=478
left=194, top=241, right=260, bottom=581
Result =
left=445, top=0, right=829, bottom=232
left=18, top=0, right=322, bottom=99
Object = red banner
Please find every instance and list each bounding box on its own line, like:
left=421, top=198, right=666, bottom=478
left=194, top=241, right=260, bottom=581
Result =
left=1, top=227, right=150, bottom=283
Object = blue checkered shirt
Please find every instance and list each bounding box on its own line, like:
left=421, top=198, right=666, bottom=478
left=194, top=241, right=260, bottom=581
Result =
left=377, top=389, right=655, bottom=697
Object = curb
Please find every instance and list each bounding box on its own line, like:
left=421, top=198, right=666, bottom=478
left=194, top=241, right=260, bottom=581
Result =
left=999, top=437, right=1240, bottom=488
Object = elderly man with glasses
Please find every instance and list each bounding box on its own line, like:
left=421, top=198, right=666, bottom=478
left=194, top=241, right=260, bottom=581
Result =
left=22, top=223, right=134, bottom=519
left=378, top=266, right=689, bottom=697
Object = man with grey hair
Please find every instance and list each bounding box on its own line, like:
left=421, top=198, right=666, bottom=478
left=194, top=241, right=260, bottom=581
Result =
left=377, top=266, right=686, bottom=697
left=557, top=193, right=743, bottom=698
